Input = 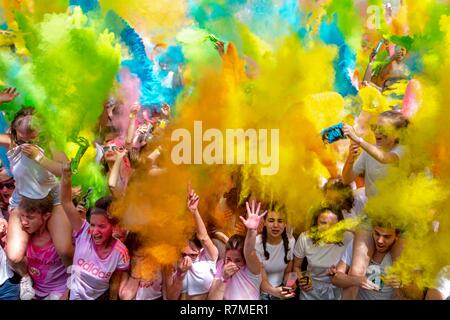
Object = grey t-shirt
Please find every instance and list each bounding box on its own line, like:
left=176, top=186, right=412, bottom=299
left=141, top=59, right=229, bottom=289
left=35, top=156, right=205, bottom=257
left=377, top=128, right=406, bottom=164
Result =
left=353, top=145, right=404, bottom=197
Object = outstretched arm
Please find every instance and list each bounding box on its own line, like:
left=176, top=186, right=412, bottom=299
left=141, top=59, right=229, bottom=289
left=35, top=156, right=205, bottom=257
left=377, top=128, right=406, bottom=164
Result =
left=342, top=124, right=400, bottom=164
left=240, top=200, right=266, bottom=275
left=187, top=183, right=218, bottom=261
left=60, top=161, right=84, bottom=232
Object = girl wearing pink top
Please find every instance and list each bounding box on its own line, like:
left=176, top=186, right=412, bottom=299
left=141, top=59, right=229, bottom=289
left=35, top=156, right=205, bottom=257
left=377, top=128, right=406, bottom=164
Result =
left=208, top=200, right=264, bottom=300
left=18, top=195, right=69, bottom=300
left=60, top=162, right=130, bottom=300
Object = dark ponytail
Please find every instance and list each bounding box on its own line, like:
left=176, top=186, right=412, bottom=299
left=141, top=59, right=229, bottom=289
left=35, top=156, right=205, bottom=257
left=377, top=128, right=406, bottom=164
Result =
left=281, top=229, right=290, bottom=264
left=262, top=226, right=269, bottom=260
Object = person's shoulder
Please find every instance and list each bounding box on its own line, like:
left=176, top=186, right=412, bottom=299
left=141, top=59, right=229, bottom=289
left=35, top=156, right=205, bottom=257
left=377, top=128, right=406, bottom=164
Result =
left=288, top=236, right=295, bottom=247
left=113, top=239, right=130, bottom=261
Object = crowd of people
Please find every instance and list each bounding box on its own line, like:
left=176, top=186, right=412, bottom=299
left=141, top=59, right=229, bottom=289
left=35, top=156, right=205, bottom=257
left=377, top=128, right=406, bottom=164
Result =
left=0, top=2, right=449, bottom=302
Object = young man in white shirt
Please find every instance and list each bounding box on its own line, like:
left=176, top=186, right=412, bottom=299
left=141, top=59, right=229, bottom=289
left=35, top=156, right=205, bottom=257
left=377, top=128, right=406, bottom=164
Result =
left=332, top=223, right=405, bottom=300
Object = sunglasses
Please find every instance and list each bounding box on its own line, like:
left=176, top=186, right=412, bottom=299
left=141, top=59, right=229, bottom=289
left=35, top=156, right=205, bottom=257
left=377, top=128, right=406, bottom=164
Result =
left=16, top=139, right=35, bottom=146
left=181, top=252, right=199, bottom=259
left=0, top=179, right=15, bottom=190
left=102, top=145, right=125, bottom=153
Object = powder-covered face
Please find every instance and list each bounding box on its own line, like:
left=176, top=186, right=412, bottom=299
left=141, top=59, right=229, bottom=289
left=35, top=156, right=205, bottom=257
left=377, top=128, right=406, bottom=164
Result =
left=181, top=242, right=201, bottom=263
left=264, top=211, right=286, bottom=239
left=89, top=214, right=114, bottom=246
left=225, top=249, right=245, bottom=268
left=316, top=211, right=338, bottom=232
left=394, top=46, right=407, bottom=62
left=372, top=116, right=398, bottom=150
left=102, top=140, right=125, bottom=162
left=15, top=115, right=39, bottom=143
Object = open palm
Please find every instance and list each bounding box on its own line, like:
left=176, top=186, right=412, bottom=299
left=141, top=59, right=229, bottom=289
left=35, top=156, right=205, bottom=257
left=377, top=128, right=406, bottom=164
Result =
left=240, top=200, right=266, bottom=230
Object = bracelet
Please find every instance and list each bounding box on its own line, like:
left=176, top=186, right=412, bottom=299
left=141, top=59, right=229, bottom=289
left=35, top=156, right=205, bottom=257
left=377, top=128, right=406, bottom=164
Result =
left=357, top=137, right=364, bottom=145
left=34, top=152, right=44, bottom=163
left=220, top=276, right=229, bottom=284
left=129, top=113, right=136, bottom=119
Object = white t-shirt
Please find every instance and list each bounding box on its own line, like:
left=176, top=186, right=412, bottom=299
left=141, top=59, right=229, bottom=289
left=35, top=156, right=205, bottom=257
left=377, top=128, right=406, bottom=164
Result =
left=341, top=240, right=395, bottom=300
left=215, top=260, right=261, bottom=300
left=353, top=145, right=404, bottom=197
left=0, top=246, right=13, bottom=286
left=7, top=146, right=58, bottom=200
left=358, top=254, right=394, bottom=300
left=340, top=239, right=354, bottom=266
left=136, top=271, right=163, bottom=300
left=69, top=221, right=130, bottom=300
left=182, top=249, right=216, bottom=296
left=255, top=234, right=295, bottom=288
left=294, top=231, right=353, bottom=300
left=434, top=266, right=450, bottom=300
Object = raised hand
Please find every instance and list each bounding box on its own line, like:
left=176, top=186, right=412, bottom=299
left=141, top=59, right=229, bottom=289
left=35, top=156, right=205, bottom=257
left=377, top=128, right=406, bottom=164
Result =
left=240, top=200, right=267, bottom=230
left=342, top=123, right=360, bottom=142
left=0, top=87, right=19, bottom=104
left=347, top=141, right=361, bottom=164
left=214, top=40, right=225, bottom=57
left=161, top=103, right=171, bottom=117
left=187, top=181, right=200, bottom=213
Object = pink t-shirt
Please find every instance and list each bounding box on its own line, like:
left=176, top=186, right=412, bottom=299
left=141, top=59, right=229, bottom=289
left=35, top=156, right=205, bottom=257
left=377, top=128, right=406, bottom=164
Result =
left=136, top=271, right=163, bottom=300
left=27, top=239, right=68, bottom=299
left=215, top=260, right=261, bottom=300
left=69, top=220, right=130, bottom=300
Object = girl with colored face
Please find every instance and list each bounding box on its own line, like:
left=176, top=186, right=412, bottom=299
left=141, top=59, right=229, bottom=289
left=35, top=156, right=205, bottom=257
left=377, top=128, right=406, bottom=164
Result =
left=101, top=138, right=133, bottom=198
left=0, top=105, right=73, bottom=300
left=208, top=200, right=265, bottom=300
left=257, top=206, right=296, bottom=300
left=60, top=162, right=130, bottom=300
left=293, top=207, right=352, bottom=300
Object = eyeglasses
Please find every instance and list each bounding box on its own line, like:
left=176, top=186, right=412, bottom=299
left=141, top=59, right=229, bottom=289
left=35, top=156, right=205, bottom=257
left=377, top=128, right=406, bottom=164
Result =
left=16, top=139, right=34, bottom=146
left=102, top=145, right=125, bottom=153
left=181, top=252, right=199, bottom=259
left=0, top=179, right=14, bottom=190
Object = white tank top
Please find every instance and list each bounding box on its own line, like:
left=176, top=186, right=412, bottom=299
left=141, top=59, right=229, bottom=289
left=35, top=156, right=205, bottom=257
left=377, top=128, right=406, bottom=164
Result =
left=7, top=146, right=57, bottom=199
left=135, top=272, right=163, bottom=300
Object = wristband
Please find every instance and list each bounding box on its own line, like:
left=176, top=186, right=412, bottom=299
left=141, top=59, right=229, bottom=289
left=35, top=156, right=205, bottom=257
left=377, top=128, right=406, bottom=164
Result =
left=220, top=276, right=229, bottom=284
left=34, top=152, right=44, bottom=163
left=357, top=137, right=364, bottom=145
